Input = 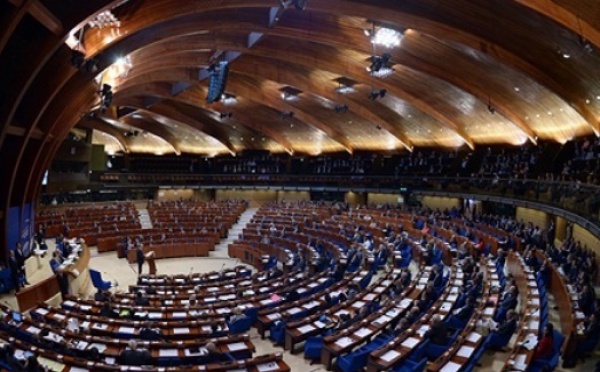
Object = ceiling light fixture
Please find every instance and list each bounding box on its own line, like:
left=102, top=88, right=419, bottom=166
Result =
left=369, top=89, right=387, bottom=100
left=219, top=112, right=233, bottom=119
left=334, top=104, right=349, bottom=113
left=221, top=93, right=238, bottom=105
left=88, top=10, right=120, bottom=28
left=371, top=27, right=403, bottom=48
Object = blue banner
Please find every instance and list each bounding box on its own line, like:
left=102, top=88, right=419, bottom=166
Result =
left=20, top=203, right=33, bottom=256
left=7, top=206, right=20, bottom=252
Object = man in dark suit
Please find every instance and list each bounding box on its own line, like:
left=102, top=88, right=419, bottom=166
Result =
left=453, top=296, right=476, bottom=321
left=9, top=250, right=22, bottom=291
left=494, top=309, right=518, bottom=338
left=134, top=291, right=150, bottom=306
left=139, top=322, right=164, bottom=341
left=136, top=246, right=145, bottom=276
left=424, top=315, right=449, bottom=345
left=118, top=340, right=152, bottom=366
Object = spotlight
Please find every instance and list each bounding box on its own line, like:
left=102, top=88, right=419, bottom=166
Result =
left=219, top=112, right=233, bottom=119
left=368, top=89, right=387, bottom=100
left=334, top=104, right=349, bottom=113
left=280, top=111, right=294, bottom=118
left=488, top=104, right=496, bottom=114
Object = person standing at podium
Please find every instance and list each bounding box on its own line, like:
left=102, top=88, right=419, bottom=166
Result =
left=136, top=245, right=145, bottom=276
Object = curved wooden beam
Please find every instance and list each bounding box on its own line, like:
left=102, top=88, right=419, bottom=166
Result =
left=101, top=114, right=183, bottom=155
left=114, top=84, right=295, bottom=154
left=78, top=118, right=130, bottom=153
left=128, top=101, right=238, bottom=155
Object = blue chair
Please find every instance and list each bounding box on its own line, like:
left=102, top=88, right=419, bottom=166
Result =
left=304, top=336, right=324, bottom=360
left=228, top=317, right=254, bottom=334
left=337, top=348, right=372, bottom=372
left=445, top=314, right=468, bottom=330
left=89, top=269, right=111, bottom=291
left=244, top=307, right=259, bottom=323
left=392, top=357, right=427, bottom=372
left=463, top=344, right=486, bottom=372
left=397, top=253, right=412, bottom=269
left=528, top=330, right=565, bottom=372
left=269, top=322, right=286, bottom=345
left=485, top=330, right=512, bottom=349
left=425, top=329, right=460, bottom=360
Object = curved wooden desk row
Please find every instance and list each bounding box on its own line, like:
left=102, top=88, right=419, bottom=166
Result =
left=17, top=243, right=91, bottom=311
left=284, top=265, right=400, bottom=354
left=126, top=243, right=211, bottom=263
left=0, top=329, right=289, bottom=372
left=366, top=268, right=465, bottom=372
left=533, top=251, right=583, bottom=361
left=99, top=230, right=219, bottom=253
left=136, top=266, right=250, bottom=283
left=31, top=307, right=229, bottom=340
left=114, top=271, right=312, bottom=303
left=256, top=271, right=361, bottom=338
left=426, top=258, right=497, bottom=372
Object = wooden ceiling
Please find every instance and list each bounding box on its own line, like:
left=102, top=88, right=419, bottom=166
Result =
left=2, top=0, right=600, bottom=207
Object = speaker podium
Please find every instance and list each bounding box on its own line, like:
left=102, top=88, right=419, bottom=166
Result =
left=146, top=251, right=157, bottom=275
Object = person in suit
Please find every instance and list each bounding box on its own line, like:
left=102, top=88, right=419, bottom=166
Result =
left=425, top=315, right=449, bottom=345
left=134, top=291, right=150, bottom=306
left=136, top=246, right=145, bottom=276
left=15, top=243, right=29, bottom=285
left=139, top=322, right=164, bottom=341
left=493, top=309, right=518, bottom=338
left=228, top=307, right=247, bottom=323
left=49, top=251, right=62, bottom=273
left=453, top=296, right=476, bottom=322
left=8, top=250, right=21, bottom=292
left=197, top=342, right=232, bottom=364
left=56, top=270, right=69, bottom=297
left=99, top=301, right=119, bottom=318
left=286, top=288, right=300, bottom=302
left=118, top=340, right=152, bottom=366
left=532, top=323, right=554, bottom=360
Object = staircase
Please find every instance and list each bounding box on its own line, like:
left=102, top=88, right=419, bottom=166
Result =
left=211, top=207, right=259, bottom=258
left=137, top=209, right=153, bottom=229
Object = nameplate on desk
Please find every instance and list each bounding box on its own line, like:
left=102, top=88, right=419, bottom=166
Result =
left=380, top=349, right=401, bottom=363
left=118, top=327, right=135, bottom=334
left=184, top=347, right=208, bottom=357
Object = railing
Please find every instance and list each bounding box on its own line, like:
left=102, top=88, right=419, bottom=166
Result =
left=42, top=173, right=600, bottom=237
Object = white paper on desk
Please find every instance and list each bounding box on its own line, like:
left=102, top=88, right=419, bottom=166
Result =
left=159, top=349, right=179, bottom=357
left=440, top=361, right=462, bottom=372
left=80, top=305, right=92, bottom=311
left=260, top=299, right=273, bottom=305
left=387, top=308, right=400, bottom=318
left=298, top=325, right=316, bottom=334
left=527, top=321, right=539, bottom=330
left=118, top=327, right=135, bottom=334
left=92, top=323, right=108, bottom=330
left=267, top=313, right=281, bottom=320
left=27, top=326, right=41, bottom=334
left=204, top=297, right=217, bottom=303
left=74, top=340, right=89, bottom=350
left=184, top=347, right=208, bottom=357
left=335, top=337, right=354, bottom=348
left=466, top=332, right=482, bottom=343
left=227, top=342, right=247, bottom=351
left=440, top=302, right=453, bottom=311
left=207, top=287, right=218, bottom=292
left=400, top=299, right=413, bottom=308
left=353, top=301, right=366, bottom=308
left=173, top=328, right=190, bottom=334
left=401, top=337, right=419, bottom=349
left=374, top=315, right=392, bottom=325
left=314, top=321, right=326, bottom=329
left=287, top=307, right=301, bottom=315
left=35, top=308, right=49, bottom=315
left=104, top=357, right=115, bottom=365
left=380, top=349, right=401, bottom=362
left=173, top=312, right=187, bottom=318
left=304, top=301, right=319, bottom=310
left=53, top=313, right=66, bottom=320
left=220, top=294, right=236, bottom=301
left=87, top=343, right=107, bottom=353
left=483, top=307, right=494, bottom=316
left=257, top=362, right=279, bottom=372
left=521, top=334, right=538, bottom=350
left=512, top=353, right=528, bottom=371
left=354, top=328, right=372, bottom=338
left=457, top=345, right=475, bottom=358
left=449, top=286, right=458, bottom=293
left=148, top=312, right=162, bottom=319
left=417, top=325, right=430, bottom=337
left=418, top=278, right=428, bottom=284
left=63, top=300, right=76, bottom=307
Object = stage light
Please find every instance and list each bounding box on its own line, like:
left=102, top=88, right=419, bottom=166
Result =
left=371, top=27, right=403, bottom=48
